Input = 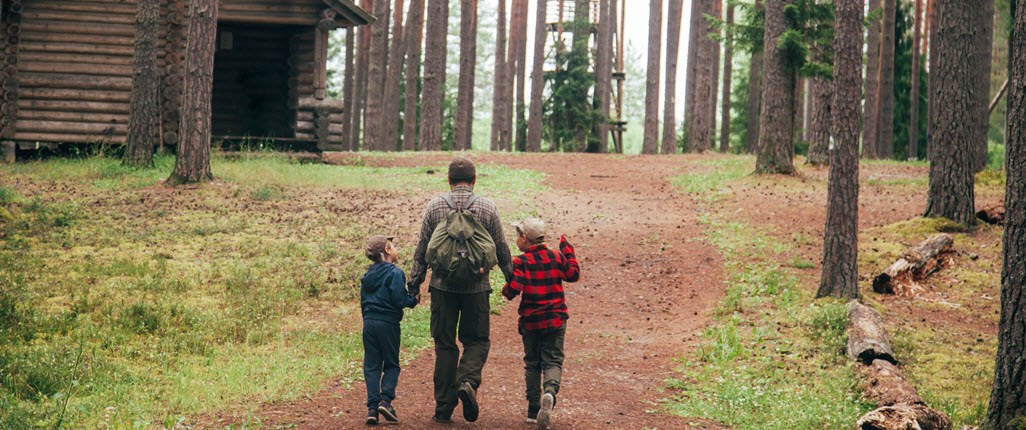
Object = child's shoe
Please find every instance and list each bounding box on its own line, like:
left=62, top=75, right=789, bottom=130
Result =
left=365, top=409, right=379, bottom=425
left=525, top=404, right=540, bottom=423
left=377, top=401, right=399, bottom=423
left=537, top=392, right=555, bottom=429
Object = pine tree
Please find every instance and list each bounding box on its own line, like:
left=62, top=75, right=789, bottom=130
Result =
left=876, top=0, right=896, bottom=158
left=527, top=0, right=548, bottom=152
left=402, top=0, right=426, bottom=150
left=125, top=0, right=159, bottom=168
left=420, top=0, right=449, bottom=151
left=168, top=0, right=217, bottom=184
left=643, top=0, right=663, bottom=154
left=455, top=0, right=478, bottom=151
left=862, top=0, right=882, bottom=158
left=908, top=0, right=924, bottom=160
left=490, top=0, right=508, bottom=151
left=719, top=3, right=735, bottom=153
left=662, top=0, right=684, bottom=154
left=382, top=0, right=407, bottom=151
left=754, top=0, right=797, bottom=174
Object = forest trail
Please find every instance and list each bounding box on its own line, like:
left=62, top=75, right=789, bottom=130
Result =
left=251, top=154, right=727, bottom=429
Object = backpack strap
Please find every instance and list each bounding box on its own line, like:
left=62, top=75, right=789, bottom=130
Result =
left=442, top=193, right=478, bottom=212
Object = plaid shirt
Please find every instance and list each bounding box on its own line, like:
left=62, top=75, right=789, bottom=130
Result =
left=502, top=241, right=580, bottom=332
left=409, top=185, right=513, bottom=293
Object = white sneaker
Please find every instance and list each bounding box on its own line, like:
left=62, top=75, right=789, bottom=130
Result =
left=537, top=393, right=554, bottom=429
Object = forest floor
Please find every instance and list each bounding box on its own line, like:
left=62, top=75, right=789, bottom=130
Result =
left=0, top=152, right=1004, bottom=429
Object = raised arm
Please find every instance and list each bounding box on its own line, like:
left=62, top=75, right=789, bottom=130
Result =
left=559, top=235, right=580, bottom=282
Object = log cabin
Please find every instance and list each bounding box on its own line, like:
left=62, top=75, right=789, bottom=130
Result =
left=0, top=0, right=373, bottom=161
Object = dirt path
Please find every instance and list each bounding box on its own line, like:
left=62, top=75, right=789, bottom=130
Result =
left=249, top=154, right=726, bottom=429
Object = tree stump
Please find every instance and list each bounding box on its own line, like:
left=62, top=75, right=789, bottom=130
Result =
left=976, top=205, right=1004, bottom=225
left=872, top=234, right=954, bottom=295
left=847, top=301, right=897, bottom=364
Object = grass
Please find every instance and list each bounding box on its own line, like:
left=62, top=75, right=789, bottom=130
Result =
left=0, top=152, right=543, bottom=428
left=671, top=156, right=753, bottom=196
left=666, top=162, right=872, bottom=429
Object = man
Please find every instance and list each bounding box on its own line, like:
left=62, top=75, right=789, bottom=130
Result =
left=408, top=157, right=514, bottom=423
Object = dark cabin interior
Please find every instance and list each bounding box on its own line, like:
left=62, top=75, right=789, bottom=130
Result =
left=212, top=23, right=297, bottom=139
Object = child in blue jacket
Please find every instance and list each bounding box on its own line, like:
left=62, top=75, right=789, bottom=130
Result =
left=361, top=235, right=418, bottom=425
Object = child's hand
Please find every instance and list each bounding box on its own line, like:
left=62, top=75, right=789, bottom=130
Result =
left=411, top=293, right=420, bottom=308
left=501, top=283, right=517, bottom=301
left=559, top=235, right=575, bottom=255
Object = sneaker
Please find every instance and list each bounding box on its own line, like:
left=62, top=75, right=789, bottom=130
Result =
left=536, top=392, right=555, bottom=429
left=457, top=381, right=480, bottom=422
left=525, top=404, right=540, bottom=424
left=365, top=409, right=379, bottom=426
left=377, top=401, right=399, bottom=423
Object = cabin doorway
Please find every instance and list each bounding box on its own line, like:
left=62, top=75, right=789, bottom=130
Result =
left=212, top=23, right=294, bottom=140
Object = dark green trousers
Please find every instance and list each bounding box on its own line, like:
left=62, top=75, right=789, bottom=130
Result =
left=521, top=326, right=565, bottom=407
left=430, top=288, right=491, bottom=416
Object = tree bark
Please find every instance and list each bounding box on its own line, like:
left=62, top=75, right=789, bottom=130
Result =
left=876, top=0, right=896, bottom=159
left=859, top=359, right=924, bottom=407
left=402, top=0, right=425, bottom=151
left=708, top=0, right=722, bottom=150
left=500, top=0, right=520, bottom=151
left=419, top=0, right=449, bottom=151
left=382, top=0, right=407, bottom=152
left=125, top=0, right=159, bottom=167
left=972, top=0, right=995, bottom=172
left=816, top=0, right=862, bottom=299
left=454, top=0, right=478, bottom=151
left=342, top=27, right=357, bottom=150
left=593, top=0, right=612, bottom=153
left=987, top=2, right=1026, bottom=427
left=642, top=0, right=663, bottom=154
left=513, top=0, right=530, bottom=151
left=661, top=0, right=684, bottom=154
left=527, top=0, right=548, bottom=152
left=924, top=0, right=978, bottom=226
left=719, top=4, right=734, bottom=153
left=744, top=0, right=764, bottom=153
left=688, top=0, right=714, bottom=152
left=684, top=0, right=703, bottom=144
left=863, top=0, right=882, bottom=158
left=349, top=0, right=373, bottom=150
left=806, top=77, right=831, bottom=165
left=490, top=0, right=507, bottom=151
left=363, top=0, right=390, bottom=151
left=168, top=0, right=217, bottom=184
left=846, top=301, right=896, bottom=364
left=754, top=0, right=796, bottom=174
left=856, top=404, right=952, bottom=430
left=908, top=0, right=923, bottom=160
left=872, top=233, right=954, bottom=295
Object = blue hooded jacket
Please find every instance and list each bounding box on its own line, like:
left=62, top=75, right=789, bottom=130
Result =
left=361, top=262, right=417, bottom=324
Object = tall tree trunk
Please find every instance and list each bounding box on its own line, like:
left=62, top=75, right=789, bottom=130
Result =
left=972, top=0, right=996, bottom=172
left=342, top=27, right=357, bottom=151
left=455, top=0, right=478, bottom=151
left=807, top=77, right=832, bottom=165
left=382, top=0, right=407, bottom=152
left=350, top=0, right=373, bottom=150
left=926, top=0, right=936, bottom=160
left=490, top=0, right=508, bottom=151
left=168, top=0, right=216, bottom=184
left=744, top=0, right=764, bottom=153
left=987, top=0, right=1026, bottom=426
left=420, top=0, right=449, bottom=151
left=817, top=0, right=864, bottom=299
left=402, top=0, right=425, bottom=151
left=529, top=0, right=554, bottom=152
left=363, top=0, right=391, bottom=151
left=708, top=0, right=722, bottom=149
left=514, top=0, right=530, bottom=151
left=684, top=0, right=703, bottom=144
left=642, top=0, right=663, bottom=154
left=688, top=0, right=714, bottom=152
left=863, top=0, right=882, bottom=158
left=500, top=0, right=520, bottom=151
left=909, top=0, right=923, bottom=160
left=755, top=0, right=797, bottom=174
left=592, top=0, right=612, bottom=153
left=661, top=0, right=684, bottom=154
left=924, top=0, right=978, bottom=226
left=126, top=0, right=159, bottom=167
left=876, top=0, right=896, bottom=158
left=719, top=4, right=735, bottom=153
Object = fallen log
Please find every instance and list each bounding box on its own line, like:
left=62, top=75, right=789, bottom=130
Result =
left=872, top=234, right=954, bottom=295
left=856, top=404, right=952, bottom=430
left=976, top=205, right=1005, bottom=225
left=859, top=359, right=922, bottom=406
left=847, top=301, right=897, bottom=365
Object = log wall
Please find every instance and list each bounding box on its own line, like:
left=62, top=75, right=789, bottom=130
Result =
left=1, top=0, right=25, bottom=140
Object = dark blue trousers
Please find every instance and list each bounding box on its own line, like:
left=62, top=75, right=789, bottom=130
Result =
left=363, top=319, right=402, bottom=410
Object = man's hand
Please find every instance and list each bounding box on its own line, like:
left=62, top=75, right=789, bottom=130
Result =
left=407, top=281, right=420, bottom=297
left=411, top=293, right=421, bottom=308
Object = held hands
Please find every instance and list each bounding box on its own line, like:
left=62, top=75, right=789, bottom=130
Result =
left=501, top=282, right=517, bottom=301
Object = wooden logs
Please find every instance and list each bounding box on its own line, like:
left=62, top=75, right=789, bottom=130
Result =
left=872, top=234, right=954, bottom=295
left=976, top=205, right=1005, bottom=225
left=856, top=404, right=952, bottom=430
left=859, top=359, right=923, bottom=406
left=1, top=0, right=23, bottom=139
left=847, top=301, right=897, bottom=365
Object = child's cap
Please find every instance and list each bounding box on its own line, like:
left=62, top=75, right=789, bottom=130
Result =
left=365, top=235, right=395, bottom=261
left=512, top=218, right=545, bottom=243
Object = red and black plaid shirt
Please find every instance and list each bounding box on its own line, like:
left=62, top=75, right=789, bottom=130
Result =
left=502, top=241, right=580, bottom=332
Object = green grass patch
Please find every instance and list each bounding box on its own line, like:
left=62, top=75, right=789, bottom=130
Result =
left=666, top=157, right=871, bottom=429
left=671, top=156, right=753, bottom=196
left=0, top=153, right=543, bottom=428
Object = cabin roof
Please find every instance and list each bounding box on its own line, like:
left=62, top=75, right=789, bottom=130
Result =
left=324, top=0, right=376, bottom=26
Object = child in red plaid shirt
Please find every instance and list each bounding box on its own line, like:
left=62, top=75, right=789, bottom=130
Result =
left=502, top=218, right=579, bottom=429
